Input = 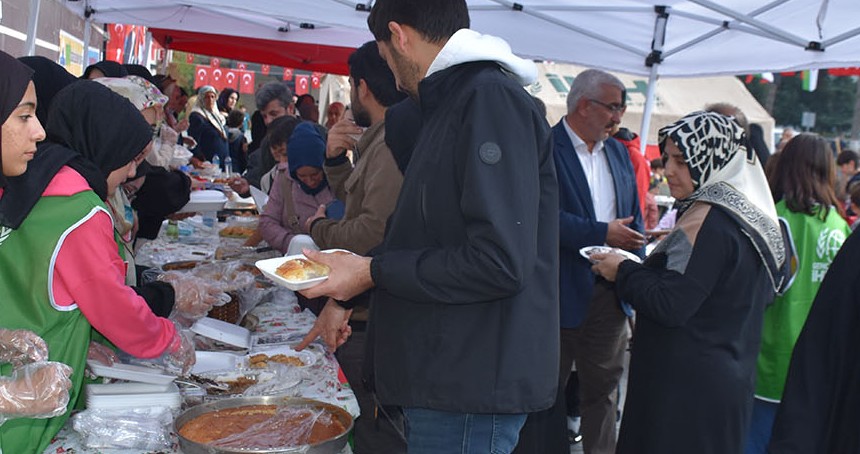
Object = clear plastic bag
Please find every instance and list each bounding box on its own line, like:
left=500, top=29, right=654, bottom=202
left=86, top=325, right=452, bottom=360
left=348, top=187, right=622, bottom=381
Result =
left=212, top=406, right=326, bottom=449
left=72, top=406, right=175, bottom=450
left=189, top=261, right=264, bottom=324
left=242, top=363, right=303, bottom=397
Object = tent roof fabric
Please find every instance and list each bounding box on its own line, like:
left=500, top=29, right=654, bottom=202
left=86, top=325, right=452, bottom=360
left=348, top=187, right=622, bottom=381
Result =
left=149, top=28, right=355, bottom=74
left=63, top=0, right=860, bottom=76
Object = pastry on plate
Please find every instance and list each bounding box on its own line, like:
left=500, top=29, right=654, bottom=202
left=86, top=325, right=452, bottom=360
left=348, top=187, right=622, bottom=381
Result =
left=219, top=226, right=255, bottom=238
left=275, top=258, right=330, bottom=282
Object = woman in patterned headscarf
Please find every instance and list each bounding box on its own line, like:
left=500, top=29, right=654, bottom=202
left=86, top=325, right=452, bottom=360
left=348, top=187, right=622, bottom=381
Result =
left=591, top=111, right=787, bottom=454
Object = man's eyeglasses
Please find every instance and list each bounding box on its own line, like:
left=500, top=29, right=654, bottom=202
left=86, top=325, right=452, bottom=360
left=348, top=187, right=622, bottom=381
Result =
left=588, top=99, right=627, bottom=114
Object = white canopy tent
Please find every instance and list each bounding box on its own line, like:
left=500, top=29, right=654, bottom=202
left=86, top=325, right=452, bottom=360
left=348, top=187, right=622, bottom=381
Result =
left=54, top=0, right=860, bottom=147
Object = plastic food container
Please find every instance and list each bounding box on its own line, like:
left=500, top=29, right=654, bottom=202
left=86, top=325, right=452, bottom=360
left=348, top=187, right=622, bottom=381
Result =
left=191, top=317, right=253, bottom=349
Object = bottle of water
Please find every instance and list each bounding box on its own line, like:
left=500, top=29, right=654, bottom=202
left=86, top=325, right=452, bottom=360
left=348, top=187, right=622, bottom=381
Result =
left=212, top=154, right=221, bottom=176
left=224, top=155, right=233, bottom=177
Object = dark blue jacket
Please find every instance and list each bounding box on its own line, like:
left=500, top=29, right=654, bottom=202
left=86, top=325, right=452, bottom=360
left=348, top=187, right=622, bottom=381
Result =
left=552, top=119, right=644, bottom=328
left=188, top=112, right=229, bottom=166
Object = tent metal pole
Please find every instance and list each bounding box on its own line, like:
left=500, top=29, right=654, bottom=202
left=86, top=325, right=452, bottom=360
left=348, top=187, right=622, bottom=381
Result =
left=144, top=31, right=153, bottom=69
left=639, top=7, right=667, bottom=153
left=639, top=65, right=659, bottom=154
left=162, top=50, right=172, bottom=74
left=83, top=18, right=92, bottom=61
left=24, top=0, right=41, bottom=56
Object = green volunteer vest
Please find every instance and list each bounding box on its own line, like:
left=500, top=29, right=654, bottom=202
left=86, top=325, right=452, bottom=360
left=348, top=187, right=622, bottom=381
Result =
left=0, top=190, right=106, bottom=454
left=755, top=201, right=851, bottom=401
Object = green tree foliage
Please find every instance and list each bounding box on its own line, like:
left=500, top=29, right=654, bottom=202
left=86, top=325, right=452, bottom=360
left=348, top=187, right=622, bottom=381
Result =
left=743, top=74, right=857, bottom=135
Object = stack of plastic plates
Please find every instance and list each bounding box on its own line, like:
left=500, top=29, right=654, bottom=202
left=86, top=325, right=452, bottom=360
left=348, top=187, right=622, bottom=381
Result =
left=85, top=382, right=181, bottom=410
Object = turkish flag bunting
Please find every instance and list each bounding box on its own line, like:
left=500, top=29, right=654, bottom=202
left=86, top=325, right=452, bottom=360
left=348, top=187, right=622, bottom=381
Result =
left=237, top=62, right=247, bottom=70
left=210, top=68, right=225, bottom=90
left=239, top=70, right=256, bottom=94
left=186, top=53, right=195, bottom=64
left=829, top=67, right=860, bottom=76
left=194, top=65, right=210, bottom=89
left=295, top=75, right=309, bottom=95
left=224, top=69, right=239, bottom=90
left=261, top=65, right=271, bottom=76
left=283, top=68, right=294, bottom=81
left=311, top=74, right=321, bottom=89
left=211, top=58, right=221, bottom=68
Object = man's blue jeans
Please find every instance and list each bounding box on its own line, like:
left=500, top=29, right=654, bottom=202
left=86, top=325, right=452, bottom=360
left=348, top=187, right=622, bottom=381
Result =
left=402, top=407, right=527, bottom=454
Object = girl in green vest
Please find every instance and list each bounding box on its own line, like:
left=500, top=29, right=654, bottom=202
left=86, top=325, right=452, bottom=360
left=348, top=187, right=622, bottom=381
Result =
left=0, top=79, right=196, bottom=454
left=746, top=133, right=851, bottom=453
left=0, top=50, right=74, bottom=432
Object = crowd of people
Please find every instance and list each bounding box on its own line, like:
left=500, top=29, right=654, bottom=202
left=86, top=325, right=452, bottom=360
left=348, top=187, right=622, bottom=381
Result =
left=2, top=0, right=860, bottom=453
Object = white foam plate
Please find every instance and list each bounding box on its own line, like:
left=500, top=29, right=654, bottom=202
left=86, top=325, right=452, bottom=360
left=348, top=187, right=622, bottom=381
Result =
left=177, top=190, right=228, bottom=213
left=192, top=351, right=248, bottom=374
left=86, top=361, right=177, bottom=385
left=255, top=249, right=353, bottom=291
left=190, top=317, right=253, bottom=349
left=579, top=246, right=642, bottom=264
left=86, top=382, right=181, bottom=410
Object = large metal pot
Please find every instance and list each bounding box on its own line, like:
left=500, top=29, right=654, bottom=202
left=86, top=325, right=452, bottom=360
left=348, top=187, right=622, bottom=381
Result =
left=174, top=396, right=353, bottom=454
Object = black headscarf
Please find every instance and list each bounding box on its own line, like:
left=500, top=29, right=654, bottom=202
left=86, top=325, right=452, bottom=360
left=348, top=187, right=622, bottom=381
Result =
left=46, top=80, right=152, bottom=201
left=82, top=60, right=128, bottom=79
left=123, top=64, right=157, bottom=85
left=0, top=50, right=34, bottom=189
left=17, top=56, right=78, bottom=126
left=0, top=57, right=83, bottom=229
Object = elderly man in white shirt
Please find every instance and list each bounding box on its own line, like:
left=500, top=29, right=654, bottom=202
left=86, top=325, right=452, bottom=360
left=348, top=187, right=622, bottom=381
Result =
left=542, top=68, right=645, bottom=454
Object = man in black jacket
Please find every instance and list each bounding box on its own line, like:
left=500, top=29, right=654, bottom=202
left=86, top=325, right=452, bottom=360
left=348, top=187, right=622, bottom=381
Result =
left=301, top=1, right=559, bottom=453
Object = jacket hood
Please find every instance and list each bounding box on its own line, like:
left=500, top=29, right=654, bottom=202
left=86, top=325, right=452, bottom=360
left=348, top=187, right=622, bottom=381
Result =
left=426, top=29, right=537, bottom=86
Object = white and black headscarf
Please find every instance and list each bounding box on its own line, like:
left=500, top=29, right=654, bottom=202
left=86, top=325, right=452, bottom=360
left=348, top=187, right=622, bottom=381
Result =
left=659, top=110, right=786, bottom=291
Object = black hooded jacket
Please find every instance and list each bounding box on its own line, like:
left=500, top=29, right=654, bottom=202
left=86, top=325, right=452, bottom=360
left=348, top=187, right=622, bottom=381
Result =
left=366, top=60, right=560, bottom=413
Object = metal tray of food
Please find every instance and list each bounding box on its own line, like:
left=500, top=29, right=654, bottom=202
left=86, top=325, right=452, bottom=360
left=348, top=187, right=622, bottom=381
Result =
left=174, top=396, right=352, bottom=454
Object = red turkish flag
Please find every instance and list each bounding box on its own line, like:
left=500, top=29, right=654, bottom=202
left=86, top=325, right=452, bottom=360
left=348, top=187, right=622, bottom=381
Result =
left=194, top=66, right=210, bottom=89
left=185, top=53, right=195, bottom=64
left=211, top=58, right=221, bottom=68
left=237, top=62, right=247, bottom=70
left=239, top=70, right=256, bottom=94
left=223, top=69, right=239, bottom=90
left=295, top=75, right=309, bottom=95
left=261, top=65, right=271, bottom=76
left=282, top=68, right=293, bottom=81
left=210, top=68, right=225, bottom=90
left=311, top=74, right=321, bottom=89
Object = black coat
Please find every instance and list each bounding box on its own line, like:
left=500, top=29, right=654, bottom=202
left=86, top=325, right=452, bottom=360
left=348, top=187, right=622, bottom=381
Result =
left=368, top=61, right=560, bottom=413
left=615, top=205, right=772, bottom=454
left=768, top=229, right=860, bottom=454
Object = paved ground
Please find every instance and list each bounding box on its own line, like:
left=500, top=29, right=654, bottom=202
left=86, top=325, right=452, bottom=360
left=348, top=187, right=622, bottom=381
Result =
left=570, top=351, right=630, bottom=454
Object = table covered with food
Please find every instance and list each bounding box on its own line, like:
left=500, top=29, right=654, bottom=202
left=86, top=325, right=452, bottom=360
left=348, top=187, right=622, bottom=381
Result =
left=45, top=205, right=359, bottom=454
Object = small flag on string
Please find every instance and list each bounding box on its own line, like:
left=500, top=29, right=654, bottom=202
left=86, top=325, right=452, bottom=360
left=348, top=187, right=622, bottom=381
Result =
left=224, top=69, right=239, bottom=90
left=194, top=66, right=210, bottom=89
left=261, top=64, right=271, bottom=76
left=295, top=75, right=309, bottom=95
left=801, top=69, right=819, bottom=92
left=283, top=68, right=294, bottom=81
left=240, top=70, right=256, bottom=94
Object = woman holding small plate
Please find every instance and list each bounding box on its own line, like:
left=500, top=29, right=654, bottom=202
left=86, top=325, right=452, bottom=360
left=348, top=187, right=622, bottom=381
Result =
left=590, top=111, right=787, bottom=453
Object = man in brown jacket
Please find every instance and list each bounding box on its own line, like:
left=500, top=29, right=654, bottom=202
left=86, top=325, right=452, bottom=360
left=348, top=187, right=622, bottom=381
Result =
left=298, top=40, right=408, bottom=454
left=304, top=42, right=405, bottom=256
